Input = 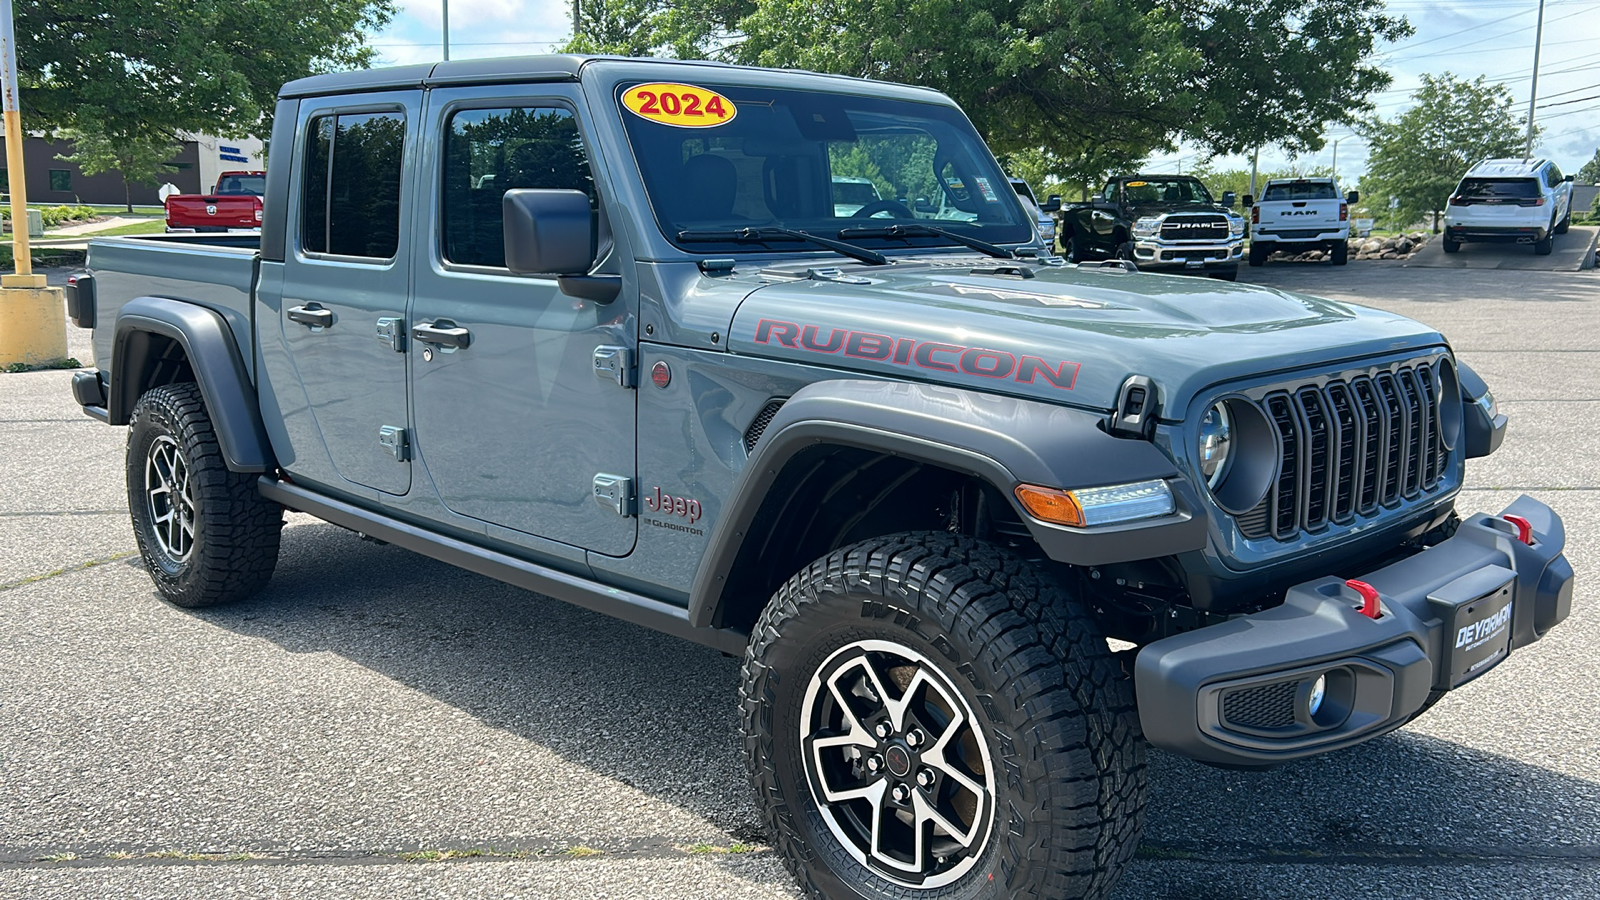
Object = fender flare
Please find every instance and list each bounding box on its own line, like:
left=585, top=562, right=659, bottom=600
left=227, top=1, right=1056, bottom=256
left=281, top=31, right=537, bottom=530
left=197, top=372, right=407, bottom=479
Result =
left=686, top=380, right=1206, bottom=629
left=110, top=296, right=274, bottom=473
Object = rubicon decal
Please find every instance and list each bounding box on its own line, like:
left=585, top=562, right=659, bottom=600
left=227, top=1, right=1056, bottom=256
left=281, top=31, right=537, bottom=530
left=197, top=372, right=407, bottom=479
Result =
left=753, top=319, right=1080, bottom=390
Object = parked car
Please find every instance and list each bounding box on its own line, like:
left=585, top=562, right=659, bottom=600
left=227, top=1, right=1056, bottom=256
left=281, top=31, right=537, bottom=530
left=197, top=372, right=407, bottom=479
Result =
left=1008, top=176, right=1059, bottom=246
left=1247, top=177, right=1359, bottom=266
left=164, top=170, right=265, bottom=233
left=1444, top=158, right=1573, bottom=255
left=66, top=56, right=1572, bottom=900
left=831, top=175, right=883, bottom=217
left=1059, top=174, right=1244, bottom=279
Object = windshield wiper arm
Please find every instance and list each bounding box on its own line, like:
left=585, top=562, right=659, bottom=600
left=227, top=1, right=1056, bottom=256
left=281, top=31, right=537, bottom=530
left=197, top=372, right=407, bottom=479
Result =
left=676, top=227, right=887, bottom=266
left=836, top=223, right=1013, bottom=259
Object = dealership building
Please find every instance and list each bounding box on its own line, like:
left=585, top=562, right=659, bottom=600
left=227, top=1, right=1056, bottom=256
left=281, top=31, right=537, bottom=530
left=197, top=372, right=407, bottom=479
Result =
left=0, top=134, right=264, bottom=206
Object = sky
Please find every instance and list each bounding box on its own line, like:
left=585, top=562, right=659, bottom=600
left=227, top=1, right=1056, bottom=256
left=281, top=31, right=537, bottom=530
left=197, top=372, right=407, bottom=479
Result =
left=365, top=0, right=1600, bottom=182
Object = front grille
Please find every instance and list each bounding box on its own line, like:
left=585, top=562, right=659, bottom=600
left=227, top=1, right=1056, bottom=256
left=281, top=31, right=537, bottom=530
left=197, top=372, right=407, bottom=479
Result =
left=1238, top=361, right=1450, bottom=541
left=1221, top=681, right=1300, bottom=730
left=1160, top=214, right=1229, bottom=241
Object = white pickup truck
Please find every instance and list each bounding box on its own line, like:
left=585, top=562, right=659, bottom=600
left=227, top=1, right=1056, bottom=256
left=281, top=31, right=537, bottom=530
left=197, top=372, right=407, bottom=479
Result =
left=1247, top=177, right=1359, bottom=266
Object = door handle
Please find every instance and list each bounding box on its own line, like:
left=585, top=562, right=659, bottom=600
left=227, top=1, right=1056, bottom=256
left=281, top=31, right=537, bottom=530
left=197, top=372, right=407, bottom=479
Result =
left=411, top=321, right=471, bottom=350
left=287, top=304, right=333, bottom=328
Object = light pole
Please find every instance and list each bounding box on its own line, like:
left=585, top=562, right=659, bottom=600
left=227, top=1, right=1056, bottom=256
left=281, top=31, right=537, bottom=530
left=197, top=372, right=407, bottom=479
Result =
left=1525, top=0, right=1545, bottom=156
left=0, top=0, right=68, bottom=367
left=1330, top=137, right=1344, bottom=186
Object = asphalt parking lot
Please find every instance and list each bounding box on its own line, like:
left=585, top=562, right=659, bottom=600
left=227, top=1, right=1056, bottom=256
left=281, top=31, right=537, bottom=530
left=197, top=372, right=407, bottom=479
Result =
left=3, top=260, right=1597, bottom=899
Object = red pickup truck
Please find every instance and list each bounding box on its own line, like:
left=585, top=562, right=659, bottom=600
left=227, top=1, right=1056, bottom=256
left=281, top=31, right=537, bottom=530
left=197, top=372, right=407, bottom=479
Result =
left=164, top=171, right=265, bottom=233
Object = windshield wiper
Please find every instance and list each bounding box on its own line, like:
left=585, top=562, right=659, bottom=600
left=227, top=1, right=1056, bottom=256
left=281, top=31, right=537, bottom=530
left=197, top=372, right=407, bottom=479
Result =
left=676, top=227, right=887, bottom=266
left=836, top=223, right=1013, bottom=259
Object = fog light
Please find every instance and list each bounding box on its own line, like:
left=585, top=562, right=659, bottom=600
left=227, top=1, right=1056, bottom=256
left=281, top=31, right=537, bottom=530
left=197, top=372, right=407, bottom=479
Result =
left=1308, top=674, right=1327, bottom=717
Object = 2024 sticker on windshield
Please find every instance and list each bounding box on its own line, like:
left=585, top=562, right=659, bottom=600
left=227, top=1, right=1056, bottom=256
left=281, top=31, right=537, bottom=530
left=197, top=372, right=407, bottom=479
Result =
left=621, top=83, right=737, bottom=128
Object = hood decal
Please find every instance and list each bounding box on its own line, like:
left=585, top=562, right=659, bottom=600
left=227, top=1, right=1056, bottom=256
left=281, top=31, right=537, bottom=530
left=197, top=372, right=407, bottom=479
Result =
left=754, top=317, right=1079, bottom=390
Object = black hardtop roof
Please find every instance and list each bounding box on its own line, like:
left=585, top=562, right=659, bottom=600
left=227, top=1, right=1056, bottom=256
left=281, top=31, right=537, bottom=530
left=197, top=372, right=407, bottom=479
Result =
left=278, top=54, right=945, bottom=100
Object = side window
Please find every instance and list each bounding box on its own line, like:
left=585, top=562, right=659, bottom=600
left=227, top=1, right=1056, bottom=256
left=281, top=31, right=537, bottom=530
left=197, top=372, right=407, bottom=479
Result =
left=1547, top=164, right=1563, bottom=187
left=1102, top=181, right=1117, bottom=201
left=300, top=111, right=405, bottom=259
left=442, top=106, right=594, bottom=268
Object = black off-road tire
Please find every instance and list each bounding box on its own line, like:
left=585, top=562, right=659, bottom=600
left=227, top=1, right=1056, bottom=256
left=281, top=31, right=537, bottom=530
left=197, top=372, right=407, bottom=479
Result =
left=740, top=532, right=1146, bottom=900
left=1248, top=242, right=1268, bottom=267
left=127, top=382, right=282, bottom=608
left=1067, top=232, right=1093, bottom=263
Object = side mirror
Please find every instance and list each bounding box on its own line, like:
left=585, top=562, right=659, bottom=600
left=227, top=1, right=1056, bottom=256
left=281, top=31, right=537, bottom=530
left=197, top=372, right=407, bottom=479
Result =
left=1221, top=191, right=1237, bottom=208
left=1347, top=190, right=1360, bottom=204
left=503, top=189, right=594, bottom=276
left=1242, top=194, right=1254, bottom=208
left=1565, top=174, right=1575, bottom=183
left=1041, top=195, right=1062, bottom=213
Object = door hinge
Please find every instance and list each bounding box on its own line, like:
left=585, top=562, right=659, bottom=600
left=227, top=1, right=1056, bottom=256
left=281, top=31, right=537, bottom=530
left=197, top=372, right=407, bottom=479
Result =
left=593, top=345, right=635, bottom=388
left=378, top=425, right=410, bottom=461
left=375, top=317, right=405, bottom=352
left=592, top=473, right=634, bottom=517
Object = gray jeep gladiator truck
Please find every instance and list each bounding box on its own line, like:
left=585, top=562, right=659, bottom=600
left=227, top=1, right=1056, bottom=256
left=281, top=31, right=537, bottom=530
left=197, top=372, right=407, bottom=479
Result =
left=66, top=56, right=1573, bottom=900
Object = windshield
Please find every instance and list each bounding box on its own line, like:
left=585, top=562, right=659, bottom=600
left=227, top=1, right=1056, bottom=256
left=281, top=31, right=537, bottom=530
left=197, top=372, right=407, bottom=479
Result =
left=1261, top=181, right=1338, bottom=201
left=215, top=174, right=265, bottom=196
left=1122, top=178, right=1213, bottom=205
left=617, top=82, right=1033, bottom=252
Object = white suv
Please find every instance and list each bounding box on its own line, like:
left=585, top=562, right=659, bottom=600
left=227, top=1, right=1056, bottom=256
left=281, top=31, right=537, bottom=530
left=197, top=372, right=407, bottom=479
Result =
left=1444, top=158, right=1573, bottom=255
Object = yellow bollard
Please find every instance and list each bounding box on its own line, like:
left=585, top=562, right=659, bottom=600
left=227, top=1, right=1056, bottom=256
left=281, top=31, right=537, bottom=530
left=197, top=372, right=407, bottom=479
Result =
left=0, top=271, right=68, bottom=367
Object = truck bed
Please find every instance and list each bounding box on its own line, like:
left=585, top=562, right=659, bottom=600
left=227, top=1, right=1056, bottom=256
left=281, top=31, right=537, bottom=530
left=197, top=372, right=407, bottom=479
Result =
left=86, top=234, right=262, bottom=380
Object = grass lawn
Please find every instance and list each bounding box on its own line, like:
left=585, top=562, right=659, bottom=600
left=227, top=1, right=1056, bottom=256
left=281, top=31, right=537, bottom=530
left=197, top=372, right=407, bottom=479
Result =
left=74, top=220, right=167, bottom=237
left=84, top=205, right=165, bottom=218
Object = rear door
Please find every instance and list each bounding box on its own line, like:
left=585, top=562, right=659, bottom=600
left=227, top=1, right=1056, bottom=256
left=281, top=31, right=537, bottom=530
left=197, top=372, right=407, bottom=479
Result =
left=406, top=85, right=637, bottom=556
left=268, top=92, right=419, bottom=495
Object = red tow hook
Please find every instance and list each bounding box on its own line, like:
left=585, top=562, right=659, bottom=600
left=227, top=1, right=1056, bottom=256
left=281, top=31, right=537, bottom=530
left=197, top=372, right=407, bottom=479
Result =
left=1502, top=514, right=1535, bottom=546
left=1346, top=579, right=1382, bottom=619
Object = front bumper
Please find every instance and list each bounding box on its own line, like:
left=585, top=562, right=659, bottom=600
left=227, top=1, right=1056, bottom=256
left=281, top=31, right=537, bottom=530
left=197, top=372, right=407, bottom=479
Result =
left=1132, top=238, right=1244, bottom=271
left=1136, top=495, right=1572, bottom=767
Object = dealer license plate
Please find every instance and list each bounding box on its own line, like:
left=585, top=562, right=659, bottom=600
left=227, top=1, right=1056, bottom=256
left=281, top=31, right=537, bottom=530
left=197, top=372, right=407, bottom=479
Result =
left=1446, top=590, right=1513, bottom=688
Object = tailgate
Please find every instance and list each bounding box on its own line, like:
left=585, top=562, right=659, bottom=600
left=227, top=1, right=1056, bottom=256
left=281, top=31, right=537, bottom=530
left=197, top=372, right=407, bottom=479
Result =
left=166, top=196, right=261, bottom=228
left=1260, top=200, right=1342, bottom=230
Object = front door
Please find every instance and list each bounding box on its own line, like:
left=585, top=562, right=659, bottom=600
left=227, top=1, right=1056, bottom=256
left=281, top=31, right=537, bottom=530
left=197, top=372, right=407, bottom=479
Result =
left=407, top=87, right=637, bottom=556
left=274, top=92, right=419, bottom=495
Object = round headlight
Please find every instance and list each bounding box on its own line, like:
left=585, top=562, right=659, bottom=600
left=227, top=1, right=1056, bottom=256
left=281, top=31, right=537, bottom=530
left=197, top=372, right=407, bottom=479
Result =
left=1198, top=402, right=1232, bottom=488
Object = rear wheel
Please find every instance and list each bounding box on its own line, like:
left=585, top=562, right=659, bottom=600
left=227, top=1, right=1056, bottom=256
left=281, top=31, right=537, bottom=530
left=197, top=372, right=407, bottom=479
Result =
left=1331, top=241, right=1349, bottom=265
left=1442, top=235, right=1460, bottom=254
left=127, top=383, right=282, bottom=607
left=1534, top=230, right=1554, bottom=255
left=742, top=533, right=1145, bottom=900
left=1248, top=242, right=1268, bottom=266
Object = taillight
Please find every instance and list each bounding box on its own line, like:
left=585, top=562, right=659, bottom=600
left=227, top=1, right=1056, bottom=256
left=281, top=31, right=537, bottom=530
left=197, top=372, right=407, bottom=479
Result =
left=1449, top=196, right=1465, bottom=206
left=1250, top=206, right=1259, bottom=224
left=1339, top=203, right=1348, bottom=221
left=255, top=206, right=264, bottom=222
left=1534, top=197, right=1546, bottom=206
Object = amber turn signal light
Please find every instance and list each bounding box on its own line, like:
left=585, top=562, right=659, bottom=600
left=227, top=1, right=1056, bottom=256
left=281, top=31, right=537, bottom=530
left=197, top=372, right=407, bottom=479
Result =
left=1013, top=485, right=1086, bottom=527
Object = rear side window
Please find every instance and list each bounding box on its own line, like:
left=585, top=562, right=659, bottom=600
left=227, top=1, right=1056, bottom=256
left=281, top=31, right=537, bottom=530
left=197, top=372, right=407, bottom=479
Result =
left=1458, top=178, right=1539, bottom=201
left=1261, top=182, right=1338, bottom=201
left=441, top=106, right=594, bottom=268
left=301, top=111, right=406, bottom=259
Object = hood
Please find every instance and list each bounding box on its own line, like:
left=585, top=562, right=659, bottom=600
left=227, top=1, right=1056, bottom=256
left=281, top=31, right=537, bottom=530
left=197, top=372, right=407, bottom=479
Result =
left=726, top=260, right=1443, bottom=414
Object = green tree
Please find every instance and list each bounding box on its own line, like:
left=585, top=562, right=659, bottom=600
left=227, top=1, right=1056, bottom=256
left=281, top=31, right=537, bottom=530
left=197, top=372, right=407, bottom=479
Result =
left=568, top=0, right=1407, bottom=185
left=1577, top=148, right=1600, bottom=185
left=1360, top=73, right=1525, bottom=229
left=18, top=0, right=393, bottom=202
left=55, top=128, right=181, bottom=213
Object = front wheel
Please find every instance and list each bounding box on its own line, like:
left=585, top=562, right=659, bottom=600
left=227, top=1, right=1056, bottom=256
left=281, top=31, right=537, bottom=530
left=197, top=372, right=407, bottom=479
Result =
left=127, top=382, right=282, bottom=607
left=1555, top=212, right=1570, bottom=235
left=741, top=533, right=1145, bottom=900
